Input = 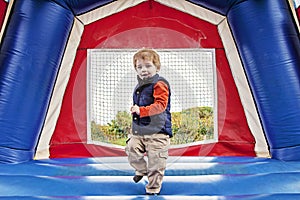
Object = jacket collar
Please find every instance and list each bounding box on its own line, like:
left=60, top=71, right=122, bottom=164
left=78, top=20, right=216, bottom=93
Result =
left=137, top=74, right=159, bottom=87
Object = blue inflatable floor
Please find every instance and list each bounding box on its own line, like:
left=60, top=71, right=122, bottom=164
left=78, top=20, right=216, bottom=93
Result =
left=0, top=156, right=300, bottom=199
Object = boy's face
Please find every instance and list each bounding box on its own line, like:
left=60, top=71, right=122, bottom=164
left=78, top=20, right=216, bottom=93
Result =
left=135, top=58, right=158, bottom=79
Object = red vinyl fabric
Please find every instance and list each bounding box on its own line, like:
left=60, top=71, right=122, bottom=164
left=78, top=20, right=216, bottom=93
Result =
left=50, top=2, right=255, bottom=158
left=0, top=1, right=7, bottom=28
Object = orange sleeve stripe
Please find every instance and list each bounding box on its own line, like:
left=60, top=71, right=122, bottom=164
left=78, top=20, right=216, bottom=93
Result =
left=139, top=81, right=169, bottom=117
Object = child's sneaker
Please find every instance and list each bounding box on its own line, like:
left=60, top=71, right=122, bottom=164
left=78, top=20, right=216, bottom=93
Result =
left=146, top=192, right=159, bottom=196
left=133, top=175, right=143, bottom=183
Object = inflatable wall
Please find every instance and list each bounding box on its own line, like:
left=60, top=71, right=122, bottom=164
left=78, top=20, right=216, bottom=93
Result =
left=0, top=0, right=299, bottom=163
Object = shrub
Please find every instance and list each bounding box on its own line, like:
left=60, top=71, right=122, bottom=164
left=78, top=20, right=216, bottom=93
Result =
left=91, top=107, right=214, bottom=146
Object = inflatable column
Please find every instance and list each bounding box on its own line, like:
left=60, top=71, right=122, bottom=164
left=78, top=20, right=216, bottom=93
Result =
left=228, top=0, right=300, bottom=160
left=0, top=0, right=73, bottom=163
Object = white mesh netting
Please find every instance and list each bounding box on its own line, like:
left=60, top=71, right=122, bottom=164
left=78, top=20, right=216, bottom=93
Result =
left=87, top=49, right=216, bottom=145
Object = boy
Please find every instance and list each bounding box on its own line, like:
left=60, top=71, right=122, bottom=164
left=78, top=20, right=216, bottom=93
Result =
left=125, top=48, right=172, bottom=195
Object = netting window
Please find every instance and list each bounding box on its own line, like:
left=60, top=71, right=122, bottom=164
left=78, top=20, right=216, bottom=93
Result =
left=87, top=49, right=217, bottom=147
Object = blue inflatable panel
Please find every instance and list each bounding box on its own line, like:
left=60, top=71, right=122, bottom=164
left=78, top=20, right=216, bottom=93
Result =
left=0, top=156, right=299, bottom=199
left=186, top=0, right=231, bottom=15
left=227, top=0, right=300, bottom=160
left=0, top=0, right=74, bottom=163
left=52, top=0, right=115, bottom=15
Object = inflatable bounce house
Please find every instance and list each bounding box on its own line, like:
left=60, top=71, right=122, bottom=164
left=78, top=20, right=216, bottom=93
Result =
left=0, top=0, right=299, bottom=198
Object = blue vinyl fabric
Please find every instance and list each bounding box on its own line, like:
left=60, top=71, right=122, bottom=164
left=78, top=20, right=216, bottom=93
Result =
left=0, top=156, right=299, bottom=198
left=0, top=0, right=74, bottom=163
left=51, top=0, right=115, bottom=15
left=0, top=0, right=299, bottom=163
left=226, top=0, right=300, bottom=160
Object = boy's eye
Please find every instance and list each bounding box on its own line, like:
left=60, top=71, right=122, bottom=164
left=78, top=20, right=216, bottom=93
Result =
left=136, top=64, right=153, bottom=69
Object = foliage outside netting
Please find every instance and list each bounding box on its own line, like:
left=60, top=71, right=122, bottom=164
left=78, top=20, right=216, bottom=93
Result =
left=91, top=106, right=213, bottom=146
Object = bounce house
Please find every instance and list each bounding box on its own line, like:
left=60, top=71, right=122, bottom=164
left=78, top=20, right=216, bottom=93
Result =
left=0, top=0, right=299, bottom=198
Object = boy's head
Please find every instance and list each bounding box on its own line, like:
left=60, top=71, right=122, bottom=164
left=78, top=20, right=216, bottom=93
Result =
left=133, top=49, right=161, bottom=71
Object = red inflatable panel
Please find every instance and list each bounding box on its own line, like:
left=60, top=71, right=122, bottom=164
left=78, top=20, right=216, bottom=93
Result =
left=0, top=1, right=7, bottom=28
left=50, top=1, right=255, bottom=158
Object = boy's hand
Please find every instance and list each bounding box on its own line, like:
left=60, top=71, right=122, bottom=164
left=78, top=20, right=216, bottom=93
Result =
left=130, top=105, right=140, bottom=115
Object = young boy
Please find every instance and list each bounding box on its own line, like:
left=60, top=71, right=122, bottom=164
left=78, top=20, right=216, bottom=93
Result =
left=125, top=48, right=172, bottom=195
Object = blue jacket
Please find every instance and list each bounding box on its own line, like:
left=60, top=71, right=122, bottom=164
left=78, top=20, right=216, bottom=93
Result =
left=132, top=74, right=172, bottom=137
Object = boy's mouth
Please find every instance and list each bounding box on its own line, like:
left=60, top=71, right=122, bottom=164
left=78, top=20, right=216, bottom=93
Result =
left=141, top=74, right=149, bottom=77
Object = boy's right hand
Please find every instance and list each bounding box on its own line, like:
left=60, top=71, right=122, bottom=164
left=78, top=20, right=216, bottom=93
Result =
left=130, top=105, right=140, bottom=115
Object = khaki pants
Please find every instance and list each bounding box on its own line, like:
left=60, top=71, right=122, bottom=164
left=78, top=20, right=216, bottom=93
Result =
left=125, top=133, right=170, bottom=194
